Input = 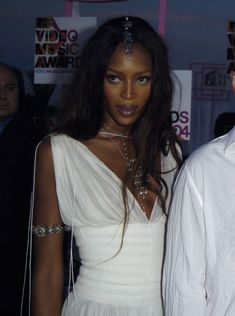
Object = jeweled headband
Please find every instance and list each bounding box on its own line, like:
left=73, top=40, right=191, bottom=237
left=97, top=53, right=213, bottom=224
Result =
left=122, top=17, right=133, bottom=55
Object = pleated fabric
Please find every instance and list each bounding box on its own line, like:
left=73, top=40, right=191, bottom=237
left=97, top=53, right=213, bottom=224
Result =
left=50, top=134, right=178, bottom=316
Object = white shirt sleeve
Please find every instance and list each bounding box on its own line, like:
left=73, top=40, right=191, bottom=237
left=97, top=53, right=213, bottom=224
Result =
left=162, top=163, right=207, bottom=316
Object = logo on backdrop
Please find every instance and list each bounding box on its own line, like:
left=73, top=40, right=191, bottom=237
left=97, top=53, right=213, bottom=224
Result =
left=34, top=16, right=97, bottom=84
left=191, top=63, right=229, bottom=101
left=227, top=20, right=235, bottom=74
left=171, top=70, right=192, bottom=140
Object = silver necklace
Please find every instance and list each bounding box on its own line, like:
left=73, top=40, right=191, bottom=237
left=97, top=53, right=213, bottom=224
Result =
left=100, top=123, right=130, bottom=138
left=120, top=136, right=148, bottom=200
left=107, top=134, right=148, bottom=214
left=99, top=131, right=130, bottom=139
left=100, top=124, right=149, bottom=213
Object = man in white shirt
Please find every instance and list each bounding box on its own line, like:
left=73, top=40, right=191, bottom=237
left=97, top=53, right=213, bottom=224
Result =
left=163, top=72, right=235, bottom=315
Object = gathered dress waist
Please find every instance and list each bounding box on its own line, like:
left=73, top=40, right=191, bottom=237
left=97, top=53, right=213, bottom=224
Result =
left=71, top=221, right=165, bottom=304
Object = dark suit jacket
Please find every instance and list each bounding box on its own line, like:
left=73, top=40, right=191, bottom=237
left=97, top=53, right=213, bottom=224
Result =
left=0, top=114, right=45, bottom=314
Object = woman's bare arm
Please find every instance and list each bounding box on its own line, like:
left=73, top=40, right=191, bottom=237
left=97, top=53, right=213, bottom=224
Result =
left=32, top=138, right=64, bottom=316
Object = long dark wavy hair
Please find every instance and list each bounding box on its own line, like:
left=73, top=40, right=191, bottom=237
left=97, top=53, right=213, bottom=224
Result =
left=56, top=16, right=181, bottom=241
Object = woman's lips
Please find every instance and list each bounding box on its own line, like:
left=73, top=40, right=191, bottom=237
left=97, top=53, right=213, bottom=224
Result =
left=117, top=105, right=137, bottom=117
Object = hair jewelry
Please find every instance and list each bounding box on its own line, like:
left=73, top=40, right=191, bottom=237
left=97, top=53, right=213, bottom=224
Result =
left=122, top=17, right=133, bottom=55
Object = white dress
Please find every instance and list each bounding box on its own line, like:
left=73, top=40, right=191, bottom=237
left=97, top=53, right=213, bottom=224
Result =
left=50, top=134, right=178, bottom=316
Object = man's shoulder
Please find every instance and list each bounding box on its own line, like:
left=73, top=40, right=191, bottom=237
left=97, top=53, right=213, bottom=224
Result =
left=184, top=134, right=228, bottom=173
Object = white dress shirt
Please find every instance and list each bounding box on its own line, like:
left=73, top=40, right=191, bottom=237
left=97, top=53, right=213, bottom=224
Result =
left=163, top=127, right=235, bottom=316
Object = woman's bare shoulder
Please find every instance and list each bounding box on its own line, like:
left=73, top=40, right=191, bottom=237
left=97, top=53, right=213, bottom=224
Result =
left=34, top=136, right=55, bottom=171
left=36, top=136, right=52, bottom=156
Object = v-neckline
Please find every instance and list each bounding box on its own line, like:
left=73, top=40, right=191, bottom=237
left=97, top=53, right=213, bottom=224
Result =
left=69, top=137, right=159, bottom=222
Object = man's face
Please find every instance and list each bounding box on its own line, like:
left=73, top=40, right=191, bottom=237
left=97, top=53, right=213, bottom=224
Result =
left=0, top=65, right=19, bottom=122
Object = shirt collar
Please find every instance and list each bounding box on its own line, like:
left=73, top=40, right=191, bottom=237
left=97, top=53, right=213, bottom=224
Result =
left=224, top=126, right=235, bottom=156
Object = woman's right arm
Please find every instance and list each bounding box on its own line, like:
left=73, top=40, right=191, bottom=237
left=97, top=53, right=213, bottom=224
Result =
left=32, top=138, right=64, bottom=316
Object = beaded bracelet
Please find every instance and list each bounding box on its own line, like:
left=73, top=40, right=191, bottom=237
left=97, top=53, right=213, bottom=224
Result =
left=32, top=224, right=70, bottom=237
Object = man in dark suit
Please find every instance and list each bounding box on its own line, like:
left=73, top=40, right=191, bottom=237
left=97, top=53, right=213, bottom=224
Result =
left=0, top=63, right=44, bottom=315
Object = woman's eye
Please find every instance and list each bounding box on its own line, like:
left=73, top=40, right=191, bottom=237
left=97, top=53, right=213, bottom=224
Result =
left=106, top=74, right=120, bottom=83
left=137, top=76, right=151, bottom=85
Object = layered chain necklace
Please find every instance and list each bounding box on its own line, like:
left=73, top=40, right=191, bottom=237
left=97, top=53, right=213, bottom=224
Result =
left=99, top=125, right=148, bottom=212
left=120, top=136, right=148, bottom=200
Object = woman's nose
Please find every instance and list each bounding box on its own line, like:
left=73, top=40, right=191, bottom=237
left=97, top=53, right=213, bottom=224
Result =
left=120, top=81, right=136, bottom=100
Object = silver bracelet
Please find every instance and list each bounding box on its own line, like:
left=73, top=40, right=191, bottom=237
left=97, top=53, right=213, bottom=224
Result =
left=32, top=224, right=70, bottom=237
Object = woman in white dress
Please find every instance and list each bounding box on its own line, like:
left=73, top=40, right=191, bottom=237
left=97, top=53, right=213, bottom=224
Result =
left=31, top=16, right=181, bottom=316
